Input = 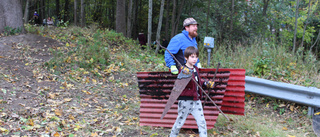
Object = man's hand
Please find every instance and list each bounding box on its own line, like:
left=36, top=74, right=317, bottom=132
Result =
left=170, top=66, right=178, bottom=75
left=206, top=81, right=215, bottom=88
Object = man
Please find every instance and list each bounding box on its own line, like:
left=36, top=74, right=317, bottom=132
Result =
left=164, top=17, right=202, bottom=75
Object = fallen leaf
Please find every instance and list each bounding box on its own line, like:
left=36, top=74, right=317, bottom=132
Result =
left=55, top=109, right=63, bottom=116
left=69, top=114, right=75, bottom=120
left=90, top=132, right=98, bottom=137
left=53, top=132, right=60, bottom=137
left=290, top=105, right=294, bottom=111
left=63, top=98, right=72, bottom=102
left=27, top=119, right=34, bottom=126
left=282, top=127, right=288, bottom=130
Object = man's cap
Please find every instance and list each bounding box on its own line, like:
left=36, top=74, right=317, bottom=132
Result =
left=183, top=18, right=198, bottom=28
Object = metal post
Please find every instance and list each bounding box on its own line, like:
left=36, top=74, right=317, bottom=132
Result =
left=309, top=106, right=314, bottom=116
left=204, top=37, right=214, bottom=68
left=207, top=48, right=212, bottom=67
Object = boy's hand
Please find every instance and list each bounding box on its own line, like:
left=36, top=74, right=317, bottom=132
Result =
left=170, top=66, right=178, bottom=75
left=206, top=81, right=215, bottom=88
left=181, top=67, right=190, bottom=75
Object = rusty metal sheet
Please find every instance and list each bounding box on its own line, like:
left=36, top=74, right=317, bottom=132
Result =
left=137, top=69, right=234, bottom=129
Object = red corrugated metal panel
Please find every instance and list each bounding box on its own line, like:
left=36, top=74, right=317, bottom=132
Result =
left=137, top=70, right=231, bottom=129
left=178, top=68, right=246, bottom=115
left=221, top=69, right=246, bottom=115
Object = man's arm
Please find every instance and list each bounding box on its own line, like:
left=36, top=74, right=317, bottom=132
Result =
left=164, top=38, right=181, bottom=68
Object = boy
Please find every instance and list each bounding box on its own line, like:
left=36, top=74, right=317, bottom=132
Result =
left=170, top=46, right=214, bottom=137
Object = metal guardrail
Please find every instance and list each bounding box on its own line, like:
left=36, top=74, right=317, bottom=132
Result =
left=245, top=76, right=320, bottom=114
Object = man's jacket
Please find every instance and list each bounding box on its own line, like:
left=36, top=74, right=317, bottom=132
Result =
left=164, top=30, right=199, bottom=68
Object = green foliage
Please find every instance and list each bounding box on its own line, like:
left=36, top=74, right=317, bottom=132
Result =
left=4, top=26, right=22, bottom=36
left=253, top=57, right=272, bottom=76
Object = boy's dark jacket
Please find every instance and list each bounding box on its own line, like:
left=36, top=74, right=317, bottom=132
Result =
left=178, top=65, right=206, bottom=101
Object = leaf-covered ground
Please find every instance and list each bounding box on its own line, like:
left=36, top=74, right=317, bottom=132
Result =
left=0, top=32, right=316, bottom=137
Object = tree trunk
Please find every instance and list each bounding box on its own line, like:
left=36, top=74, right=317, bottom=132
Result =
left=230, top=0, right=234, bottom=35
left=126, top=0, right=133, bottom=38
left=64, top=0, right=69, bottom=21
left=155, top=0, right=165, bottom=55
left=0, top=0, right=25, bottom=33
left=293, top=0, right=300, bottom=53
left=174, top=0, right=184, bottom=36
left=131, top=0, right=138, bottom=39
left=24, top=0, right=30, bottom=24
left=206, top=0, right=212, bottom=36
left=80, top=0, right=85, bottom=27
left=301, top=0, right=311, bottom=48
left=116, top=0, right=126, bottom=35
left=147, top=0, right=152, bottom=50
left=310, top=31, right=320, bottom=52
left=262, top=0, right=270, bottom=16
left=165, top=0, right=170, bottom=40
left=40, top=0, right=44, bottom=22
left=74, top=0, right=77, bottom=25
left=56, top=0, right=60, bottom=17
left=170, top=0, right=176, bottom=38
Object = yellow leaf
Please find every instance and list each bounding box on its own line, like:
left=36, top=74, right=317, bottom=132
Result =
left=27, top=119, right=34, bottom=126
left=290, top=105, right=294, bottom=111
left=266, top=103, right=269, bottom=108
left=288, top=135, right=295, bottom=137
left=315, top=112, right=320, bottom=115
left=25, top=63, right=29, bottom=66
left=66, top=43, right=70, bottom=47
left=63, top=98, right=72, bottom=102
left=69, top=114, right=75, bottom=120
left=0, top=127, right=8, bottom=133
left=53, top=132, right=60, bottom=137
left=55, top=109, right=63, bottom=116
left=83, top=71, right=89, bottom=74
left=85, top=78, right=90, bottom=83
left=48, top=93, right=56, bottom=99
left=91, top=132, right=98, bottom=137
left=92, top=79, right=97, bottom=84
left=282, top=127, right=288, bottom=130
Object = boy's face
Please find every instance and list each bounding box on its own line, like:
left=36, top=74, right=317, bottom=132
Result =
left=185, top=53, right=198, bottom=66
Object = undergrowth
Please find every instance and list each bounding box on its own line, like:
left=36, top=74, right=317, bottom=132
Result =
left=198, top=40, right=320, bottom=88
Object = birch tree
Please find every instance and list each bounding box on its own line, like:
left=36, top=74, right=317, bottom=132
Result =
left=155, top=0, right=165, bottom=55
left=147, top=0, right=152, bottom=50
left=293, top=0, right=300, bottom=53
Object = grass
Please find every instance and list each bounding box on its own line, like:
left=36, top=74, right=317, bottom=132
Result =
left=24, top=24, right=319, bottom=136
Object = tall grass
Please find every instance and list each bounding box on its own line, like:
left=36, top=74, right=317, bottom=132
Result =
left=198, top=40, right=320, bottom=88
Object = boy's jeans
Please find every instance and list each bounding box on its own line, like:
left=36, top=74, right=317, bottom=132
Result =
left=170, top=100, right=207, bottom=137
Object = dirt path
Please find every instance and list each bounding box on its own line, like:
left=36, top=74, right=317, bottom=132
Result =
left=0, top=34, right=143, bottom=136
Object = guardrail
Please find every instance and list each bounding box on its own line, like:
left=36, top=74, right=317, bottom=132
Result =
left=245, top=76, right=320, bottom=115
